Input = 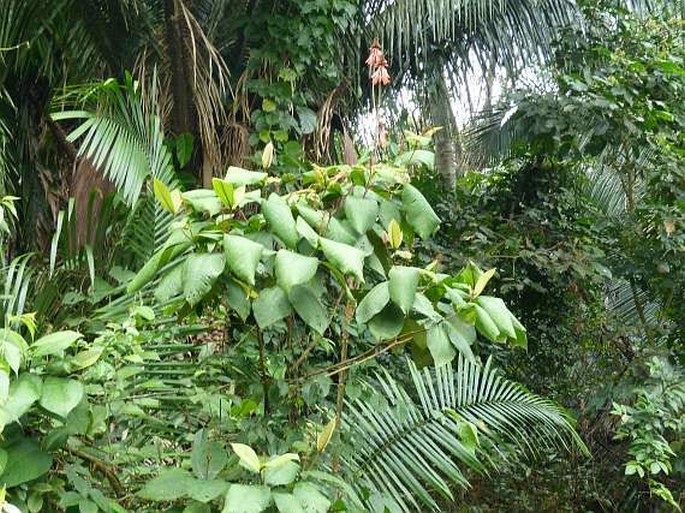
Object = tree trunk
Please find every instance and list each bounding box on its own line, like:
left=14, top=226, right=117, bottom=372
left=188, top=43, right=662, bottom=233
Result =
left=164, top=0, right=202, bottom=181
left=429, top=71, right=459, bottom=190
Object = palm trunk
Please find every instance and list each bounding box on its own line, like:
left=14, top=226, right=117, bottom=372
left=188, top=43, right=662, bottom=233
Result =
left=164, top=0, right=201, bottom=181
left=429, top=72, right=459, bottom=190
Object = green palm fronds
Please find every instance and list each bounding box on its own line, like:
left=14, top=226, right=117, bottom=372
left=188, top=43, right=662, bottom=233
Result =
left=344, top=356, right=588, bottom=512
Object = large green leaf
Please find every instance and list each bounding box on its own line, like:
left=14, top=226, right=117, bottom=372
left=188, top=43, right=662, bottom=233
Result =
left=222, top=485, right=272, bottom=513
left=288, top=285, right=329, bottom=335
left=32, top=331, right=83, bottom=358
left=137, top=469, right=193, bottom=501
left=273, top=493, right=305, bottom=513
left=227, top=280, right=251, bottom=321
left=39, top=377, right=84, bottom=419
left=0, top=373, right=42, bottom=428
left=127, top=242, right=190, bottom=294
left=368, top=304, right=405, bottom=341
left=224, top=235, right=264, bottom=286
left=264, top=461, right=300, bottom=487
left=0, top=439, right=52, bottom=487
left=319, top=238, right=365, bottom=283
left=253, top=287, right=292, bottom=329
left=388, top=266, right=419, bottom=313
left=292, top=483, right=330, bottom=513
left=230, top=443, right=261, bottom=474
left=275, top=250, right=318, bottom=291
left=401, top=184, right=440, bottom=240
left=473, top=304, right=501, bottom=342
left=189, top=480, right=229, bottom=503
left=355, top=282, right=390, bottom=324
left=344, top=196, right=379, bottom=234
left=183, top=253, right=226, bottom=306
left=264, top=194, right=299, bottom=248
left=224, top=167, right=268, bottom=187
left=183, top=190, right=222, bottom=216
left=444, top=321, right=475, bottom=363
left=192, top=429, right=228, bottom=480
left=155, top=264, right=184, bottom=303
left=476, top=296, right=516, bottom=339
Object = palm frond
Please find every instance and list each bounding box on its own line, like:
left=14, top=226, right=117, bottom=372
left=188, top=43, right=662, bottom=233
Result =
left=53, top=76, right=178, bottom=262
left=344, top=356, right=587, bottom=512
left=368, top=0, right=578, bottom=79
left=1, top=253, right=33, bottom=324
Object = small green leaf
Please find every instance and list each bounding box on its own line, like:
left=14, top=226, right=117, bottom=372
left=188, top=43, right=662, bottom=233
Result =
left=388, top=266, right=419, bottom=313
left=401, top=184, right=440, bottom=240
left=264, top=453, right=300, bottom=469
left=296, top=216, right=319, bottom=247
left=230, top=443, right=261, bottom=474
left=292, top=483, right=330, bottom=513
left=288, top=285, right=329, bottom=335
left=227, top=280, right=251, bottom=321
left=472, top=268, right=496, bottom=298
left=273, top=493, right=305, bottom=513
left=473, top=304, right=501, bottom=343
left=71, top=346, right=104, bottom=371
left=176, top=132, right=194, bottom=167
left=224, top=235, right=264, bottom=286
left=476, top=296, right=516, bottom=339
left=368, top=304, right=404, bottom=341
left=253, top=287, right=292, bottom=329
left=355, top=282, right=390, bottom=324
left=153, top=178, right=176, bottom=214
left=264, top=194, right=299, bottom=248
left=0, top=373, right=42, bottom=428
left=317, top=417, right=336, bottom=453
left=183, top=190, right=222, bottom=216
left=188, top=480, right=228, bottom=503
left=32, top=331, right=82, bottom=358
left=387, top=219, right=403, bottom=249
left=212, top=178, right=235, bottom=207
left=427, top=323, right=456, bottom=366
left=192, top=429, right=228, bottom=480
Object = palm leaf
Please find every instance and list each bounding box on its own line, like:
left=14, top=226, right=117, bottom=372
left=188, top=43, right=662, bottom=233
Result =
left=54, top=75, right=177, bottom=257
left=344, top=356, right=587, bottom=512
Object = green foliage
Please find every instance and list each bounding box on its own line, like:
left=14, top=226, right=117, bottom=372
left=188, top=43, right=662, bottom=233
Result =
left=612, top=357, right=685, bottom=510
left=345, top=357, right=587, bottom=512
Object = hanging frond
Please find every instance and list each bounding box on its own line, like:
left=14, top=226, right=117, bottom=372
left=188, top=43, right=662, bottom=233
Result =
left=344, top=356, right=587, bottom=512
left=366, top=0, right=578, bottom=80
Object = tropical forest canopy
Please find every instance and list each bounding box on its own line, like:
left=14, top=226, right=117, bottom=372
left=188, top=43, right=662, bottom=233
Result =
left=0, top=0, right=683, bottom=511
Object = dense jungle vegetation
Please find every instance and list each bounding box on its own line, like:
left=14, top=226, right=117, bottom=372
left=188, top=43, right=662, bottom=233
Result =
left=0, top=0, right=683, bottom=511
